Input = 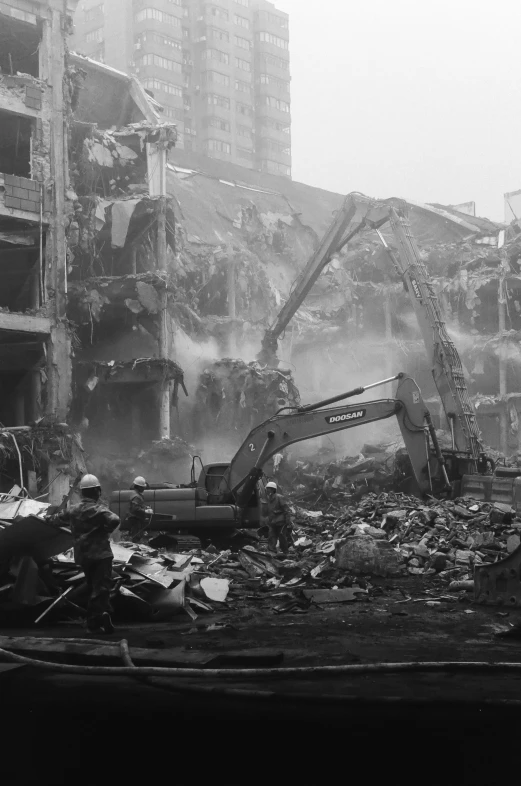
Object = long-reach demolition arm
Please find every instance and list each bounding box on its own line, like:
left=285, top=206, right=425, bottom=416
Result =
left=258, top=191, right=486, bottom=474
left=258, top=193, right=386, bottom=367
left=225, top=374, right=450, bottom=512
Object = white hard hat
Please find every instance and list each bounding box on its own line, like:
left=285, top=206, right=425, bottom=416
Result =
left=133, top=476, right=147, bottom=488
left=80, top=473, right=101, bottom=490
left=266, top=481, right=277, bottom=490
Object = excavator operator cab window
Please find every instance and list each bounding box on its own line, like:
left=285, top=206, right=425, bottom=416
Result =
left=204, top=465, right=233, bottom=505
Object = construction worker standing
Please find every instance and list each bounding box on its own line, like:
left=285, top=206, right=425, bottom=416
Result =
left=122, top=476, right=152, bottom=541
left=262, top=481, right=293, bottom=555
left=50, top=473, right=120, bottom=634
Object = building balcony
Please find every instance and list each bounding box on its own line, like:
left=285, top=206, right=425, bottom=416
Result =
left=255, top=123, right=291, bottom=145
left=254, top=102, right=291, bottom=124
left=200, top=124, right=232, bottom=142
left=254, top=81, right=290, bottom=98
left=256, top=145, right=291, bottom=166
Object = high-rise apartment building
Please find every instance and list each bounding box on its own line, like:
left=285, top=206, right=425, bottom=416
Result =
left=73, top=0, right=291, bottom=176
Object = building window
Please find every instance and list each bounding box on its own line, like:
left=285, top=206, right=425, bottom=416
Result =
left=138, top=54, right=182, bottom=73
left=162, top=106, right=184, bottom=120
left=206, top=93, right=231, bottom=109
left=182, top=27, right=189, bottom=38
left=203, top=70, right=230, bottom=87
left=137, top=32, right=182, bottom=52
left=168, top=0, right=182, bottom=4
left=235, top=56, right=251, bottom=72
left=235, top=79, right=251, bottom=95
left=237, top=147, right=253, bottom=160
left=259, top=117, right=290, bottom=134
left=258, top=11, right=289, bottom=30
left=85, top=3, right=104, bottom=22
left=135, top=8, right=181, bottom=27
left=235, top=0, right=249, bottom=6
left=237, top=124, right=252, bottom=138
left=206, top=139, right=231, bottom=153
left=262, top=160, right=291, bottom=176
left=236, top=102, right=252, bottom=116
left=259, top=95, right=290, bottom=112
left=86, top=27, right=104, bottom=43
left=259, top=53, right=290, bottom=72
left=259, top=74, right=289, bottom=93
left=206, top=5, right=229, bottom=21
left=234, top=35, right=250, bottom=50
left=263, top=139, right=290, bottom=155
left=258, top=32, right=288, bottom=50
left=143, top=78, right=183, bottom=97
left=205, top=117, right=231, bottom=132
left=208, top=27, right=230, bottom=43
left=201, top=48, right=230, bottom=64
left=234, top=14, right=250, bottom=29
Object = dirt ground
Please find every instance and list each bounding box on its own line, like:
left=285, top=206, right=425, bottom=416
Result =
left=3, top=576, right=521, bottom=785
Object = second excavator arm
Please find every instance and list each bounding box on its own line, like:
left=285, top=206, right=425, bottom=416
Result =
left=223, top=374, right=449, bottom=510
left=371, top=203, right=485, bottom=470
left=258, top=193, right=390, bottom=366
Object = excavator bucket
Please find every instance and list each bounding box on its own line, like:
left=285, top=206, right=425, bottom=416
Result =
left=474, top=546, right=521, bottom=607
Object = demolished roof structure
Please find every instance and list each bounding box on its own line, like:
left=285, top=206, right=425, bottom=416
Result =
left=164, top=148, right=515, bottom=455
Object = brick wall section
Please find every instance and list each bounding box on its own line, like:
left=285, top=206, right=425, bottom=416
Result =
left=25, top=84, right=42, bottom=110
left=4, top=174, right=41, bottom=213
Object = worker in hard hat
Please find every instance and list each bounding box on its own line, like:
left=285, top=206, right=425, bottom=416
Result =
left=262, top=481, right=293, bottom=555
left=49, top=474, right=120, bottom=634
left=122, top=476, right=153, bottom=541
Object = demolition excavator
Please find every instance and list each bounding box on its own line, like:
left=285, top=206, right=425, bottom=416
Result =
left=258, top=192, right=521, bottom=508
left=111, top=372, right=440, bottom=537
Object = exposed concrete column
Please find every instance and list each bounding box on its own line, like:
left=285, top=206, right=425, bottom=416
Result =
left=43, top=5, right=74, bottom=505
left=30, top=369, right=42, bottom=422
left=227, top=256, right=237, bottom=356
left=498, top=278, right=508, bottom=455
left=157, top=197, right=170, bottom=439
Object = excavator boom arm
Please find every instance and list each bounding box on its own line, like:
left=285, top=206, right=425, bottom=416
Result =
left=258, top=193, right=383, bottom=365
left=227, top=376, right=433, bottom=506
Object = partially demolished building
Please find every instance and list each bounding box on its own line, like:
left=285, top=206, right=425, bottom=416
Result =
left=0, top=0, right=81, bottom=505
left=1, top=0, right=519, bottom=506
left=0, top=1, right=182, bottom=501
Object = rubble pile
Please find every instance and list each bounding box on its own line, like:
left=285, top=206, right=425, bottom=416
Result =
left=291, top=442, right=412, bottom=503
left=289, top=492, right=520, bottom=582
left=0, top=480, right=520, bottom=628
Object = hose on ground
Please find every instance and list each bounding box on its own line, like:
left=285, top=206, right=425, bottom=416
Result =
left=3, top=643, right=521, bottom=679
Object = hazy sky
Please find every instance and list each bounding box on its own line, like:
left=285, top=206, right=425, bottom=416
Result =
left=275, top=0, right=521, bottom=221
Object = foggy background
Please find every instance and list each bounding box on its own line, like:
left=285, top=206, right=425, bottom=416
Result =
left=276, top=0, right=521, bottom=221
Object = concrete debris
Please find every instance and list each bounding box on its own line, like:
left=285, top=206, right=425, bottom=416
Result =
left=3, top=480, right=519, bottom=628
left=291, top=442, right=414, bottom=503
left=193, top=358, right=300, bottom=438
left=286, top=491, right=519, bottom=582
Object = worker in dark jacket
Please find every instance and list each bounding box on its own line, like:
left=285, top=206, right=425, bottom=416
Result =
left=51, top=473, right=120, bottom=634
left=262, top=481, right=293, bottom=554
left=122, top=476, right=152, bottom=541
